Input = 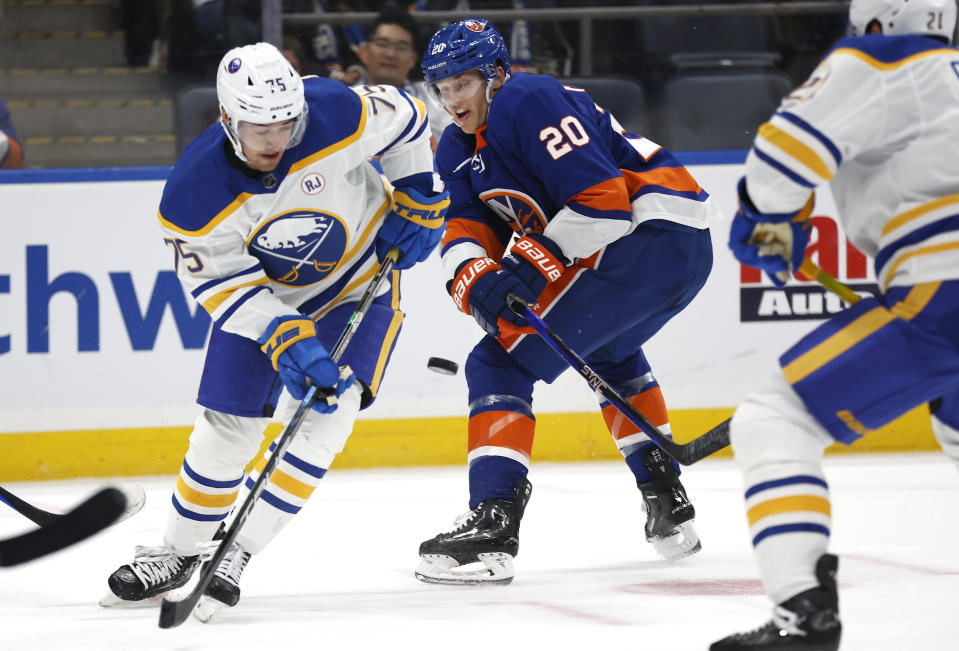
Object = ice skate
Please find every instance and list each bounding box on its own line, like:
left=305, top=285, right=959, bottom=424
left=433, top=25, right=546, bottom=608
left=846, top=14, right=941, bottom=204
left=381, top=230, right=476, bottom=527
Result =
left=194, top=541, right=251, bottom=623
left=415, top=478, right=532, bottom=585
left=711, top=554, right=841, bottom=650
left=103, top=546, right=200, bottom=606
left=638, top=445, right=701, bottom=560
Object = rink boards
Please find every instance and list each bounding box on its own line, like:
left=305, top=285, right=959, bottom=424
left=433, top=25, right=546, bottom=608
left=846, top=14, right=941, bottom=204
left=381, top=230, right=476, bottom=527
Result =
left=0, top=155, right=936, bottom=481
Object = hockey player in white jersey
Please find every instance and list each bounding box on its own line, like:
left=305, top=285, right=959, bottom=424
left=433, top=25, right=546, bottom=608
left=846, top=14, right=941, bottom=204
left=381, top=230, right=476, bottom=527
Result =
left=104, top=42, right=448, bottom=619
left=713, top=1, right=959, bottom=648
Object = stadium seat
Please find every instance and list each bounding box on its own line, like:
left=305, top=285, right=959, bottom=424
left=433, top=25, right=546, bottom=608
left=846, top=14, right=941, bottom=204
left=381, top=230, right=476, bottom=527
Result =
left=560, top=75, right=648, bottom=135
left=662, top=70, right=794, bottom=151
left=637, top=0, right=777, bottom=81
left=174, top=85, right=219, bottom=157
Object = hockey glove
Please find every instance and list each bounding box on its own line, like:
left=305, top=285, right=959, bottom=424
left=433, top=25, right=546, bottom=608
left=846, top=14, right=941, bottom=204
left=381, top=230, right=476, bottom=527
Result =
left=449, top=257, right=536, bottom=338
left=258, top=316, right=356, bottom=414
left=376, top=187, right=450, bottom=270
left=728, top=178, right=813, bottom=288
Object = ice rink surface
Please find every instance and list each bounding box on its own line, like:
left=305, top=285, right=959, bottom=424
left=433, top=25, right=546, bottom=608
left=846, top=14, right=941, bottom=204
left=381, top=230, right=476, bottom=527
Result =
left=1, top=453, right=956, bottom=651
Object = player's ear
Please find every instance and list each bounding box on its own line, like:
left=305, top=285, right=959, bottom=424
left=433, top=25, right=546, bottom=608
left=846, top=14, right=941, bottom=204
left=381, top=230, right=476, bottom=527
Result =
left=492, top=66, right=507, bottom=89
left=220, top=107, right=230, bottom=127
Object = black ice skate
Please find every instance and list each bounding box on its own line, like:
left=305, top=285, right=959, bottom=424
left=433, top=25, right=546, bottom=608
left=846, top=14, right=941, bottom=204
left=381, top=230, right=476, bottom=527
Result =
left=105, top=546, right=200, bottom=604
left=193, top=541, right=251, bottom=623
left=711, top=554, right=841, bottom=651
left=638, top=445, right=701, bottom=560
left=415, top=477, right=532, bottom=585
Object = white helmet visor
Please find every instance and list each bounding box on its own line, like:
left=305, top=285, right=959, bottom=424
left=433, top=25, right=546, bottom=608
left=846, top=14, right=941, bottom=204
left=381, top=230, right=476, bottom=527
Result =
left=234, top=111, right=307, bottom=154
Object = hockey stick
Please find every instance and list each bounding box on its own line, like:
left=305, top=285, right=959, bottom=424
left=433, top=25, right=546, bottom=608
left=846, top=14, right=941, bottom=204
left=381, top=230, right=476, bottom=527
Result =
left=159, top=249, right=399, bottom=629
left=0, top=488, right=127, bottom=567
left=0, top=483, right=146, bottom=528
left=506, top=294, right=730, bottom=465
left=797, top=258, right=863, bottom=304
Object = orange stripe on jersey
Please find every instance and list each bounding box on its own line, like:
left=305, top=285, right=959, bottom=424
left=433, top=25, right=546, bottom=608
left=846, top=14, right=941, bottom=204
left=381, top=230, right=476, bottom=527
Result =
left=601, top=386, right=669, bottom=441
left=621, top=166, right=702, bottom=198
left=475, top=125, right=488, bottom=151
left=569, top=176, right=631, bottom=213
left=442, top=216, right=508, bottom=260
left=468, top=410, right=535, bottom=457
left=1, top=137, right=23, bottom=169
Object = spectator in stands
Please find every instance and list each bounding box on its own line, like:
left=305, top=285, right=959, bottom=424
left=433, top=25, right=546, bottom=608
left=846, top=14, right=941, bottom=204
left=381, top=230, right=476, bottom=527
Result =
left=356, top=5, right=452, bottom=145
left=282, top=34, right=308, bottom=75
left=0, top=98, right=24, bottom=169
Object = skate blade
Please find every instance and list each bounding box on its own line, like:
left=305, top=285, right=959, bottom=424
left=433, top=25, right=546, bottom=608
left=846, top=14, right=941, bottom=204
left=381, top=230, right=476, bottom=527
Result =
left=193, top=595, right=227, bottom=623
left=98, top=592, right=167, bottom=609
left=414, top=552, right=515, bottom=585
left=650, top=520, right=702, bottom=561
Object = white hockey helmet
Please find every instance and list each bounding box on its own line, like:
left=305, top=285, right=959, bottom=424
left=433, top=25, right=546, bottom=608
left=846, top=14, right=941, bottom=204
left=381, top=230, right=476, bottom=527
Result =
left=216, top=42, right=308, bottom=162
left=849, top=0, right=957, bottom=40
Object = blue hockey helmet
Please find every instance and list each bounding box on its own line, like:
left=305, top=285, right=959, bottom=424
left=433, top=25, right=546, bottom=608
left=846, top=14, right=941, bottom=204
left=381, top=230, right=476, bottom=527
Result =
left=422, top=18, right=511, bottom=87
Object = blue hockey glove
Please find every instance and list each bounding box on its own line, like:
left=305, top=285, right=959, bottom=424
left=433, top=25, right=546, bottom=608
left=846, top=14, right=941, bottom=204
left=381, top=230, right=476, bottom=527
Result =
left=728, top=178, right=813, bottom=288
left=258, top=316, right=355, bottom=414
left=376, top=186, right=450, bottom=270
left=448, top=257, right=535, bottom=338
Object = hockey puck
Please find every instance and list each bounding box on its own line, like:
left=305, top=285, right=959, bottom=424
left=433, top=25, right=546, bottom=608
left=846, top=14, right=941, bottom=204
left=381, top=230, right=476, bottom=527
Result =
left=427, top=357, right=459, bottom=375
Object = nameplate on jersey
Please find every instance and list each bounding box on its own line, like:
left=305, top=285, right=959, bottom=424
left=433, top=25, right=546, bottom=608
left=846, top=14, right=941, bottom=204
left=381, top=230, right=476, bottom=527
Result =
left=248, top=210, right=348, bottom=286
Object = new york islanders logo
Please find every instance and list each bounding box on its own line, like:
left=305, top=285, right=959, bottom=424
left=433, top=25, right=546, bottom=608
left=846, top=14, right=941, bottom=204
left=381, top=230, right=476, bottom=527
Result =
left=248, top=210, right=348, bottom=286
left=463, top=19, right=486, bottom=32
left=480, top=189, right=548, bottom=234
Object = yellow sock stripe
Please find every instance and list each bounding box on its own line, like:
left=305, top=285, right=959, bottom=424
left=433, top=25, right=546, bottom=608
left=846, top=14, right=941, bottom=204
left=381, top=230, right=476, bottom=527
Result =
left=175, top=476, right=239, bottom=508
left=747, top=494, right=831, bottom=527
left=260, top=318, right=317, bottom=370
left=252, top=450, right=317, bottom=500
left=392, top=190, right=448, bottom=228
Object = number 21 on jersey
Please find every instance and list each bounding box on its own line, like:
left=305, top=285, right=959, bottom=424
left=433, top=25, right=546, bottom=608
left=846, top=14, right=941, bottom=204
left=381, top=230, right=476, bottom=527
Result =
left=539, top=116, right=590, bottom=160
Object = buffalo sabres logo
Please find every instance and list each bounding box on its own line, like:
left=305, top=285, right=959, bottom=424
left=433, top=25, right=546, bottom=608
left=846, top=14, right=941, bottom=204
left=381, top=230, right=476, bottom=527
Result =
left=464, top=19, right=486, bottom=32
left=248, top=210, right=348, bottom=286
left=228, top=58, right=242, bottom=73
left=479, top=189, right=548, bottom=234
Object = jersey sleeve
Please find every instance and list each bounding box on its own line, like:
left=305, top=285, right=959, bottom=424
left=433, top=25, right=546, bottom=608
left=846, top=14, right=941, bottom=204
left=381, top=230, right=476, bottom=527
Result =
left=492, top=81, right=632, bottom=260
left=351, top=83, right=438, bottom=194
left=157, top=171, right=301, bottom=342
left=435, top=133, right=513, bottom=282
left=744, top=40, right=885, bottom=214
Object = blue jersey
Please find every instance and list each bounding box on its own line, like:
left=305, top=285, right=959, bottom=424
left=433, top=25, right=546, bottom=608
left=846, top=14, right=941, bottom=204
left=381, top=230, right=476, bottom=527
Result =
left=437, top=72, right=721, bottom=283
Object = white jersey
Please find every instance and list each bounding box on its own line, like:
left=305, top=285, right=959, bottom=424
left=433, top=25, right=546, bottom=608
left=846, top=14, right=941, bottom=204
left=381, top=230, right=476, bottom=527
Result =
left=157, top=76, right=435, bottom=341
left=744, top=34, right=959, bottom=292
left=355, top=78, right=453, bottom=146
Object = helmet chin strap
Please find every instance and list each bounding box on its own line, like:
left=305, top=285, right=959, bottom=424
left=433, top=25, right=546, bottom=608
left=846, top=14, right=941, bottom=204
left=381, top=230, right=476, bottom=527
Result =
left=485, top=72, right=510, bottom=103
left=219, top=113, right=250, bottom=163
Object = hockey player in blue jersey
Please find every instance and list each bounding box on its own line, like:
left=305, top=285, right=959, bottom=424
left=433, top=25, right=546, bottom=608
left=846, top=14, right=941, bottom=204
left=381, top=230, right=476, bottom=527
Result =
left=713, top=0, right=959, bottom=648
left=413, top=18, right=723, bottom=585
left=103, top=42, right=448, bottom=619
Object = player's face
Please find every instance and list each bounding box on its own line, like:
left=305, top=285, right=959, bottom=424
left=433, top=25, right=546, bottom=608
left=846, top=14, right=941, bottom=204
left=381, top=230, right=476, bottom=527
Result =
left=433, top=71, right=489, bottom=134
left=237, top=119, right=296, bottom=171
left=362, top=24, right=417, bottom=87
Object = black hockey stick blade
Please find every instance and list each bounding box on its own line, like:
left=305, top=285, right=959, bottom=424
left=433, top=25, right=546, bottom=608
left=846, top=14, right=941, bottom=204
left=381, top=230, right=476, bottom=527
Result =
left=0, top=485, right=60, bottom=527
left=0, top=488, right=127, bottom=567
left=0, top=484, right=146, bottom=529
left=159, top=249, right=399, bottom=629
left=507, top=294, right=730, bottom=464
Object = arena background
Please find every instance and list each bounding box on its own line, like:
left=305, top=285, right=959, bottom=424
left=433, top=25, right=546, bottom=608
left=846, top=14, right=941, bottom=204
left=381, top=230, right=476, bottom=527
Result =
left=0, top=154, right=935, bottom=482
